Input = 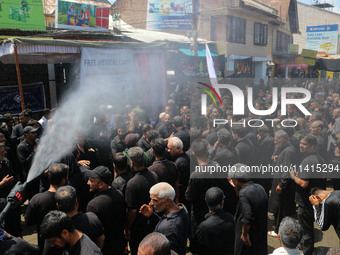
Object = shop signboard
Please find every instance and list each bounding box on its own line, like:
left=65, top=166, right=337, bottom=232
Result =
left=146, top=0, right=198, bottom=30
left=0, top=0, right=46, bottom=31
left=56, top=0, right=109, bottom=31
left=306, top=24, right=338, bottom=54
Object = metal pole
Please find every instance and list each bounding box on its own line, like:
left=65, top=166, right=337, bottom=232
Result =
left=14, top=45, right=25, bottom=111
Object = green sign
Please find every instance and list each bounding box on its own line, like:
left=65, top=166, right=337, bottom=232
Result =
left=0, top=0, right=46, bottom=31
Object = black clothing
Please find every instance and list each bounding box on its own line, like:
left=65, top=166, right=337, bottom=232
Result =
left=0, top=234, right=40, bottom=255
left=75, top=141, right=99, bottom=169
left=112, top=171, right=134, bottom=196
left=150, top=205, right=189, bottom=255
left=235, top=137, right=255, bottom=165
left=125, top=168, right=158, bottom=255
left=173, top=128, right=190, bottom=152
left=71, top=212, right=104, bottom=244
left=148, top=159, right=178, bottom=189
left=257, top=135, right=274, bottom=165
left=86, top=188, right=126, bottom=255
left=156, top=123, right=174, bottom=139
left=11, top=123, right=24, bottom=144
left=138, top=137, right=151, bottom=152
left=25, top=191, right=57, bottom=249
left=197, top=210, right=235, bottom=255
left=313, top=191, right=340, bottom=238
left=17, top=139, right=36, bottom=179
left=209, top=147, right=239, bottom=167
left=65, top=233, right=102, bottom=255
left=111, top=137, right=127, bottom=155
left=234, top=182, right=268, bottom=255
left=295, top=152, right=325, bottom=255
left=173, top=153, right=190, bottom=206
left=269, top=143, right=296, bottom=233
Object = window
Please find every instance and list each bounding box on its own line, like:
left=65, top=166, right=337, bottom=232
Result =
left=276, top=31, right=292, bottom=52
left=254, top=22, right=267, bottom=46
left=227, top=15, right=246, bottom=44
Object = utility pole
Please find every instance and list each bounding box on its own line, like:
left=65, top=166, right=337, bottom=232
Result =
left=192, top=0, right=198, bottom=56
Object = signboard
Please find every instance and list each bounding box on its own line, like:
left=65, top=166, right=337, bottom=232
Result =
left=301, top=48, right=318, bottom=58
left=80, top=48, right=134, bottom=89
left=174, top=54, right=225, bottom=78
left=0, top=83, right=46, bottom=114
left=56, top=0, right=109, bottom=31
left=0, top=0, right=46, bottom=31
left=234, top=58, right=253, bottom=78
left=306, top=24, right=338, bottom=54
left=146, top=0, right=197, bottom=30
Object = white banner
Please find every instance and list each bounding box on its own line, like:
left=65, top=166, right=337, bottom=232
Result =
left=80, top=48, right=134, bottom=89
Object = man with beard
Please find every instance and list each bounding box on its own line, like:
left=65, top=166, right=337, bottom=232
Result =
left=111, top=124, right=128, bottom=155
left=139, top=182, right=189, bottom=255
left=86, top=166, right=126, bottom=255
left=11, top=109, right=32, bottom=144
left=156, top=113, right=174, bottom=139
left=40, top=210, right=102, bottom=255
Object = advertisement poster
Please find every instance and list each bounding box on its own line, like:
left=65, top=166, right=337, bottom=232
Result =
left=146, top=0, right=197, bottom=30
left=0, top=0, right=45, bottom=31
left=56, top=0, right=110, bottom=31
left=306, top=24, right=338, bottom=54
left=0, top=83, right=46, bottom=114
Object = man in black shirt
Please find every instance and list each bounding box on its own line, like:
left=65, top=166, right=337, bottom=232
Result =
left=25, top=163, right=69, bottom=250
left=11, top=109, right=32, bottom=145
left=229, top=164, right=268, bottom=255
left=232, top=126, right=255, bottom=165
left=197, top=187, right=235, bottom=255
left=40, top=210, right=102, bottom=255
left=112, top=152, right=133, bottom=196
left=125, top=147, right=158, bottom=255
left=139, top=182, right=189, bottom=255
left=148, top=138, right=179, bottom=192
left=168, top=137, right=190, bottom=207
left=290, top=135, right=325, bottom=255
left=17, top=126, right=38, bottom=182
left=172, top=116, right=190, bottom=152
left=86, top=166, right=126, bottom=255
left=55, top=185, right=105, bottom=248
left=138, top=233, right=171, bottom=255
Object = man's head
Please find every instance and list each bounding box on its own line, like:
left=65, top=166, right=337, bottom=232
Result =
left=86, top=166, right=112, bottom=193
left=278, top=217, right=303, bottom=249
left=274, top=130, right=289, bottom=148
left=149, top=182, right=175, bottom=213
left=127, top=147, right=145, bottom=169
left=310, top=187, right=330, bottom=203
left=19, top=109, right=32, bottom=126
left=167, top=137, right=183, bottom=157
left=40, top=210, right=75, bottom=249
left=48, top=163, right=69, bottom=187
left=55, top=185, right=77, bottom=214
left=145, top=130, right=160, bottom=144
left=113, top=152, right=127, bottom=173
left=42, top=108, right=51, bottom=119
left=232, top=126, right=246, bottom=141
left=300, top=135, right=317, bottom=154
left=172, top=116, right=183, bottom=130
left=310, top=120, right=323, bottom=136
left=23, top=126, right=38, bottom=142
left=138, top=232, right=171, bottom=255
left=205, top=187, right=224, bottom=211
left=257, top=125, right=270, bottom=138
left=163, top=114, right=171, bottom=125
left=191, top=139, right=209, bottom=159
left=217, top=128, right=232, bottom=146
left=228, top=163, right=251, bottom=188
left=150, top=138, right=166, bottom=158
left=332, top=108, right=340, bottom=119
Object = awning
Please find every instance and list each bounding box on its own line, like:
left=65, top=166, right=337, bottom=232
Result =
left=317, top=58, right=340, bottom=72
left=0, top=37, right=167, bottom=64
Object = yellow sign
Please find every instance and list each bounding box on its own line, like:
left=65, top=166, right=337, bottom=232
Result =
left=301, top=49, right=317, bottom=59
left=290, top=44, right=299, bottom=54
left=303, top=58, right=315, bottom=66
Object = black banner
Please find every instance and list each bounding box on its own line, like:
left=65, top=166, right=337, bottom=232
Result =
left=0, top=82, right=46, bottom=114
left=234, top=57, right=253, bottom=78
left=174, top=54, right=225, bottom=78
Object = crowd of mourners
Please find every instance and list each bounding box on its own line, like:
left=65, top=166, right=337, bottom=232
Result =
left=0, top=77, right=340, bottom=255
